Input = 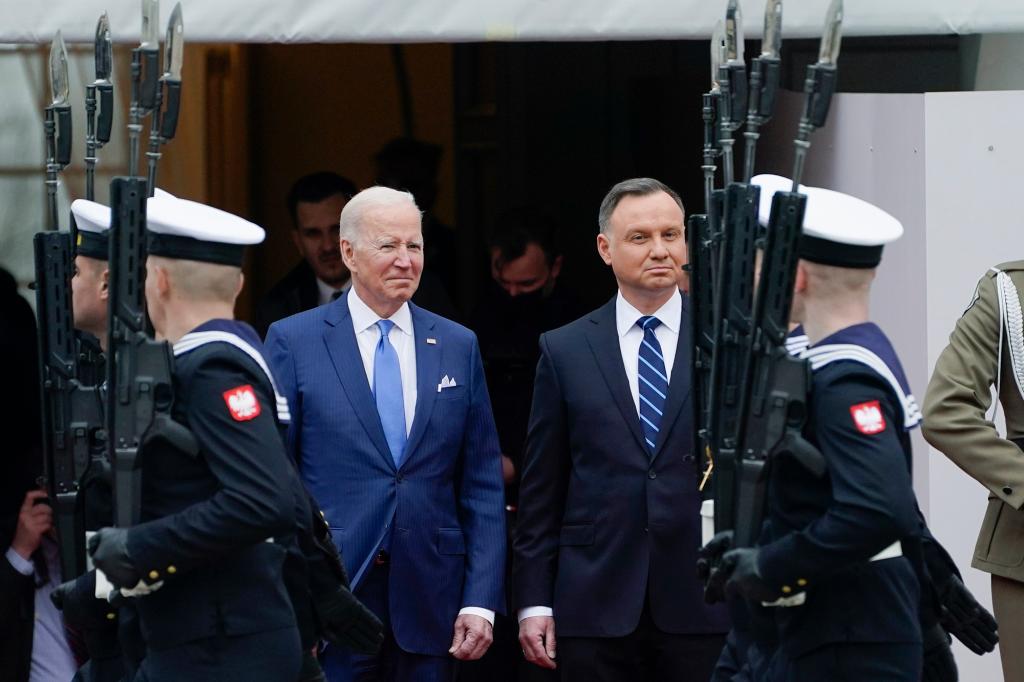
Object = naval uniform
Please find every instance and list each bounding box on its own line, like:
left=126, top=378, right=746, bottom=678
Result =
left=124, top=318, right=301, bottom=682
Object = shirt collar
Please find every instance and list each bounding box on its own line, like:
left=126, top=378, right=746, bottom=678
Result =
left=615, top=289, right=681, bottom=337
left=316, top=276, right=350, bottom=304
left=348, top=286, right=413, bottom=336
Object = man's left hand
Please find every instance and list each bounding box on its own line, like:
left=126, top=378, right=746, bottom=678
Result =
left=88, top=527, right=140, bottom=589
left=449, top=613, right=493, bottom=661
left=722, top=548, right=777, bottom=603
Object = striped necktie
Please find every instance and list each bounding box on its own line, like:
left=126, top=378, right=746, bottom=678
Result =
left=637, top=315, right=668, bottom=454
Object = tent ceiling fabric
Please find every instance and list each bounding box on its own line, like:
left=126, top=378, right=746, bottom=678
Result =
left=7, top=0, right=1024, bottom=44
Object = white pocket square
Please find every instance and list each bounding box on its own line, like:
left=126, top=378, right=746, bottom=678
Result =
left=437, top=375, right=457, bottom=392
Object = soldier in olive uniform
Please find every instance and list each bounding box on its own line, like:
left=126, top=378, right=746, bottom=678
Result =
left=923, top=261, right=1024, bottom=681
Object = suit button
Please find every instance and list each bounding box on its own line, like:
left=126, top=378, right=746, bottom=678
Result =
left=781, top=585, right=792, bottom=594
left=1003, top=486, right=1014, bottom=496
left=648, top=469, right=657, bottom=480
left=397, top=474, right=404, bottom=483
left=106, top=612, right=116, bottom=621
left=167, top=565, right=177, bottom=575
left=148, top=570, right=160, bottom=581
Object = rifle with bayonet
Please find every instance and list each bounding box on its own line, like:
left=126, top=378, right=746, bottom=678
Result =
left=44, top=31, right=71, bottom=232
left=105, top=176, right=197, bottom=528
left=146, top=2, right=185, bottom=195
left=85, top=14, right=114, bottom=202
left=689, top=20, right=724, bottom=492
left=730, top=0, right=843, bottom=549
left=704, top=0, right=761, bottom=535
left=128, top=0, right=162, bottom=179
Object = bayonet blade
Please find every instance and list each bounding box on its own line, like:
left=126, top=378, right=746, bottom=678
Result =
left=761, top=0, right=782, bottom=58
left=141, top=0, right=160, bottom=49
left=817, top=0, right=843, bottom=65
left=95, top=13, right=113, bottom=82
left=164, top=3, right=184, bottom=79
left=711, top=20, right=725, bottom=90
left=48, top=31, right=69, bottom=106
left=725, top=0, right=745, bottom=64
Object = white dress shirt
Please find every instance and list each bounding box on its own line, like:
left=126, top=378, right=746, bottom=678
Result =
left=347, top=287, right=494, bottom=625
left=318, top=276, right=352, bottom=307
left=518, top=289, right=681, bottom=624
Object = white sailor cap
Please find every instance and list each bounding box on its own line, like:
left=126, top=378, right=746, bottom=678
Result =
left=70, top=188, right=177, bottom=261
left=145, top=195, right=264, bottom=267
left=752, top=174, right=903, bottom=269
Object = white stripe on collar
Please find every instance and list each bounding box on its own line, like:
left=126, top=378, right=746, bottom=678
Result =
left=174, top=331, right=291, bottom=422
left=800, top=343, right=922, bottom=429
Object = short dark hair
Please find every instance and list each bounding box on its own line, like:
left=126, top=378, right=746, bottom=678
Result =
left=488, top=207, right=560, bottom=268
left=286, top=172, right=357, bottom=227
left=597, top=177, right=685, bottom=235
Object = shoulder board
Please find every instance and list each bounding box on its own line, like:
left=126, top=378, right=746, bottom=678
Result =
left=173, top=331, right=291, bottom=424
left=994, top=260, right=1024, bottom=273
left=800, top=343, right=922, bottom=429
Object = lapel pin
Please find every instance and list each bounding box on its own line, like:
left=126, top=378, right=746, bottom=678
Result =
left=426, top=338, right=437, bottom=345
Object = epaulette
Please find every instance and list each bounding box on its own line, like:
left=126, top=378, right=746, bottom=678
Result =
left=993, top=260, right=1024, bottom=274
left=173, top=331, right=291, bottom=423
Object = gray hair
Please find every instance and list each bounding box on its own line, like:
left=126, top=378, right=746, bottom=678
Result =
left=597, top=178, right=685, bottom=235
left=338, top=185, right=421, bottom=245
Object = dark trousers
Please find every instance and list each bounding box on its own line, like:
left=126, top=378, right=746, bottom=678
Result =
left=779, top=642, right=922, bottom=682
left=557, top=601, right=726, bottom=682
left=322, top=558, right=454, bottom=682
left=136, top=627, right=301, bottom=682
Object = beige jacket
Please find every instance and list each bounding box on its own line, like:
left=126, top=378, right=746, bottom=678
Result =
left=923, top=261, right=1024, bottom=581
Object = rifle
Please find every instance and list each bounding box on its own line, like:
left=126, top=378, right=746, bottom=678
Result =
left=731, top=0, right=844, bottom=548
left=33, top=232, right=105, bottom=580
left=146, top=3, right=185, bottom=195
left=105, top=176, right=197, bottom=527
left=85, top=14, right=114, bottom=202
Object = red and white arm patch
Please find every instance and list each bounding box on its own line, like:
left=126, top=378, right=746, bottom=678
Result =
left=222, top=384, right=261, bottom=421
left=849, top=400, right=886, bottom=435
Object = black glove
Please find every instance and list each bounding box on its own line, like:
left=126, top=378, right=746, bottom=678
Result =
left=51, top=571, right=114, bottom=629
left=922, top=623, right=958, bottom=682
left=314, top=586, right=384, bottom=655
left=88, top=527, right=140, bottom=589
left=698, top=531, right=734, bottom=604
left=938, top=574, right=998, bottom=655
left=722, top=548, right=777, bottom=603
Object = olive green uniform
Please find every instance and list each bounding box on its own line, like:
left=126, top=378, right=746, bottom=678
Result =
left=923, top=261, right=1024, bottom=680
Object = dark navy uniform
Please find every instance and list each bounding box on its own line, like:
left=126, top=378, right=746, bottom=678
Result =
left=124, top=319, right=301, bottom=682
left=757, top=322, right=924, bottom=680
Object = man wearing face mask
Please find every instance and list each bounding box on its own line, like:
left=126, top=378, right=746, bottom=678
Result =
left=465, top=209, right=584, bottom=682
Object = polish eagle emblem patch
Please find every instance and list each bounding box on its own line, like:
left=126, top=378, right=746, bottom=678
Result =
left=223, top=384, right=261, bottom=421
left=849, top=400, right=885, bottom=435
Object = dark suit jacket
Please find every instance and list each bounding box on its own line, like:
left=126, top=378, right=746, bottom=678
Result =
left=0, top=527, right=34, bottom=682
left=265, top=294, right=506, bottom=656
left=254, top=260, right=459, bottom=339
left=513, top=295, right=729, bottom=637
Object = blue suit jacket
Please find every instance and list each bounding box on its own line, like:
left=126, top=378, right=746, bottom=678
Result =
left=513, top=295, right=730, bottom=636
left=265, top=293, right=506, bottom=655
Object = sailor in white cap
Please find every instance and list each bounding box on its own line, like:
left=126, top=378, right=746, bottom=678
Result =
left=87, top=195, right=382, bottom=682
left=716, top=176, right=931, bottom=680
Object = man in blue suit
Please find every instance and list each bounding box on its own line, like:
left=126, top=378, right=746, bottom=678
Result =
left=266, top=186, right=506, bottom=682
left=513, top=178, right=729, bottom=681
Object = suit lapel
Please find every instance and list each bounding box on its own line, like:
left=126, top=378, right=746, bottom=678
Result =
left=402, top=304, right=439, bottom=465
left=652, top=296, right=692, bottom=461
left=322, top=294, right=395, bottom=470
left=585, top=298, right=648, bottom=454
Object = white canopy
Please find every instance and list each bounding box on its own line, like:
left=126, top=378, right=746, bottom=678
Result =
left=8, top=0, right=1024, bottom=45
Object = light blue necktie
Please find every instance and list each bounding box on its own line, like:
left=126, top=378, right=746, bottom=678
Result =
left=373, top=319, right=407, bottom=467
left=637, top=316, right=668, bottom=454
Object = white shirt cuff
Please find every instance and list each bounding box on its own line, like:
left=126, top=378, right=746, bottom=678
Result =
left=517, top=606, right=554, bottom=623
left=458, top=607, right=495, bottom=625
left=5, top=547, right=34, bottom=576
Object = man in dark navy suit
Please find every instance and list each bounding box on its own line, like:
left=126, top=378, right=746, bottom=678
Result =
left=513, top=178, right=729, bottom=681
left=267, top=186, right=506, bottom=681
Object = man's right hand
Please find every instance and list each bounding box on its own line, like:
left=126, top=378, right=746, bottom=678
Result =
left=519, top=615, right=557, bottom=669
left=12, top=490, right=52, bottom=560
